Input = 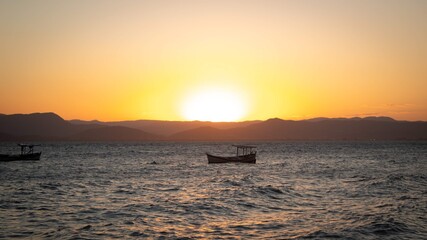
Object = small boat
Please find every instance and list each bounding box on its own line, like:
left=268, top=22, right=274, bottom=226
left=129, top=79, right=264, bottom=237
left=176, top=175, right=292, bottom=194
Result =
left=0, top=144, right=42, bottom=162
left=207, top=145, right=256, bottom=164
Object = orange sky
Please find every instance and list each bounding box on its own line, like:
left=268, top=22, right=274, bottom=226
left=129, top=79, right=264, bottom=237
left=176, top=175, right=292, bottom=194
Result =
left=1, top=0, right=426, bottom=121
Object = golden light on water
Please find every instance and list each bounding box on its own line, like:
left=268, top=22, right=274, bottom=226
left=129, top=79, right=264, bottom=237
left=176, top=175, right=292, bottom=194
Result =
left=181, top=87, right=247, bottom=122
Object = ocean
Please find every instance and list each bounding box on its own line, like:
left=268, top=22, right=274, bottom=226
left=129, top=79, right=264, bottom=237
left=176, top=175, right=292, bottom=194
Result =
left=0, top=141, right=426, bottom=239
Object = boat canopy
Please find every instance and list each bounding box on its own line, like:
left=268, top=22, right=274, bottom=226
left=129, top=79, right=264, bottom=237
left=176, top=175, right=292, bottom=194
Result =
left=18, top=144, right=40, bottom=147
left=232, top=145, right=257, bottom=156
left=18, top=144, right=40, bottom=154
left=232, top=145, right=257, bottom=149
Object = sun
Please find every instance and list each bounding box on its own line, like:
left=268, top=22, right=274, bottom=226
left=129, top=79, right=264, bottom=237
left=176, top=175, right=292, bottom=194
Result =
left=181, top=87, right=247, bottom=122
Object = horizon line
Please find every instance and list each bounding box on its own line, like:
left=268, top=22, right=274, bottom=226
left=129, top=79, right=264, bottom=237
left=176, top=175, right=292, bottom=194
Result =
left=2, top=111, right=427, bottom=123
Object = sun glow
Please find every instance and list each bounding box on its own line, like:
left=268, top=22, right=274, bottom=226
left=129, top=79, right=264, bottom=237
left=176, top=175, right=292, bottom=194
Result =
left=181, top=87, right=247, bottom=122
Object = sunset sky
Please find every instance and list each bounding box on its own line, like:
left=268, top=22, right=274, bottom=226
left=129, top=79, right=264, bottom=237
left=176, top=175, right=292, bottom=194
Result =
left=1, top=0, right=426, bottom=121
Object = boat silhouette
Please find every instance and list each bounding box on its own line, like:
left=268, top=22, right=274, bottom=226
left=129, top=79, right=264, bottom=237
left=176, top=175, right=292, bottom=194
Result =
left=207, top=145, right=256, bottom=164
left=0, top=144, right=41, bottom=162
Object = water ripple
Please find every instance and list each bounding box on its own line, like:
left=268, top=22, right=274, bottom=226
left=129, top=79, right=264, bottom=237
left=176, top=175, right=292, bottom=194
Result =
left=0, top=141, right=426, bottom=239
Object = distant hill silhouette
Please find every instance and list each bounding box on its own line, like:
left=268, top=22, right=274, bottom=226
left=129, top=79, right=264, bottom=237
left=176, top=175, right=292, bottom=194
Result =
left=72, top=126, right=160, bottom=141
left=169, top=117, right=427, bottom=141
left=0, top=132, right=15, bottom=141
left=303, top=116, right=395, bottom=122
left=0, top=112, right=426, bottom=141
left=0, top=112, right=72, bottom=137
left=70, top=119, right=260, bottom=136
left=0, top=113, right=158, bottom=141
left=224, top=117, right=427, bottom=140
left=169, top=126, right=239, bottom=141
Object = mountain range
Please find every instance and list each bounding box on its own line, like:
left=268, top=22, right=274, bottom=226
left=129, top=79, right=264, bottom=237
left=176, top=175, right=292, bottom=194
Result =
left=0, top=112, right=426, bottom=141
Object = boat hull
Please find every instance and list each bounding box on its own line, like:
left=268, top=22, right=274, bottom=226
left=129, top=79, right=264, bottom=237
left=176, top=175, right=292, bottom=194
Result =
left=207, top=153, right=256, bottom=164
left=0, top=152, right=41, bottom=162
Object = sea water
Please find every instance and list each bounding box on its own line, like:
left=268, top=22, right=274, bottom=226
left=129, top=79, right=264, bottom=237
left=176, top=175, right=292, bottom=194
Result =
left=0, top=141, right=426, bottom=239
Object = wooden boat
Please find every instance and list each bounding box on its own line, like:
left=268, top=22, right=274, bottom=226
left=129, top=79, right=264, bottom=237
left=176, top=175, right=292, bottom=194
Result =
left=0, top=144, right=41, bottom=162
left=207, top=145, right=256, bottom=164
